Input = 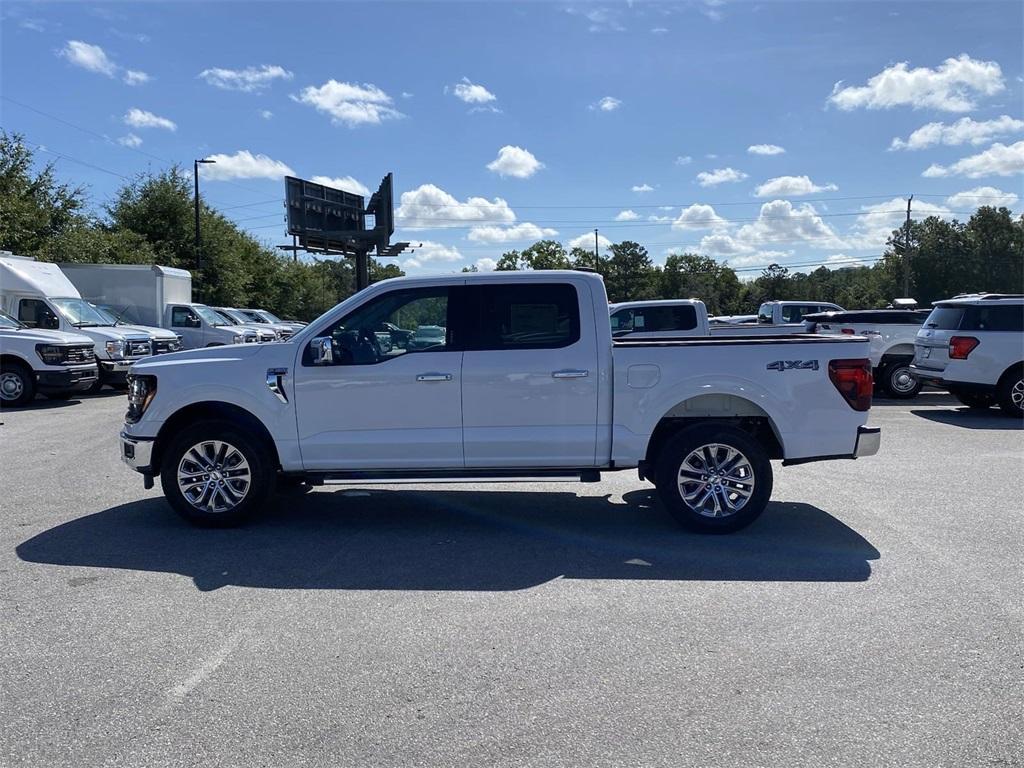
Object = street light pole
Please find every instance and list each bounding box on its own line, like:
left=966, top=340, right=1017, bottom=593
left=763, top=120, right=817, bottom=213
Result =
left=193, top=159, right=216, bottom=272
left=594, top=228, right=599, bottom=271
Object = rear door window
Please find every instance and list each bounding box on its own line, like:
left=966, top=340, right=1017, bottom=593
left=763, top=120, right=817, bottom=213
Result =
left=961, top=305, right=1024, bottom=332
left=634, top=305, right=698, bottom=332
left=466, top=283, right=580, bottom=350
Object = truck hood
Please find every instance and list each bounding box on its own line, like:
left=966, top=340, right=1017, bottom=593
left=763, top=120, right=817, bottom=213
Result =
left=0, top=327, right=94, bottom=345
left=76, top=326, right=151, bottom=343
left=131, top=342, right=283, bottom=373
left=114, top=323, right=178, bottom=339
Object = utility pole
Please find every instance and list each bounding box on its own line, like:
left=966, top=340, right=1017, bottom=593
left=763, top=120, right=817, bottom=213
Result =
left=903, top=195, right=913, bottom=296
left=594, top=228, right=600, bottom=271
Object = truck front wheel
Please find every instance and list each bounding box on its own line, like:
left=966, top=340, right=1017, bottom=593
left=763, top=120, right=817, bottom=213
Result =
left=654, top=424, right=773, bottom=534
left=0, top=362, right=35, bottom=407
left=160, top=420, right=276, bottom=526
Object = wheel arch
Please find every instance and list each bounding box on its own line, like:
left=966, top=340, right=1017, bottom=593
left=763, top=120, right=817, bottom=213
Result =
left=0, top=352, right=33, bottom=370
left=644, top=394, right=785, bottom=469
left=998, top=360, right=1024, bottom=383
left=152, top=401, right=280, bottom=474
left=879, top=344, right=915, bottom=364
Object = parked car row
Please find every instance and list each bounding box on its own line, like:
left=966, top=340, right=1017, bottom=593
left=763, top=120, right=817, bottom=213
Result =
left=0, top=254, right=303, bottom=407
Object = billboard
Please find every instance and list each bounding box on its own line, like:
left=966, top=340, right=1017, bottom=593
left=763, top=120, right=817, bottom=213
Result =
left=284, top=176, right=366, bottom=253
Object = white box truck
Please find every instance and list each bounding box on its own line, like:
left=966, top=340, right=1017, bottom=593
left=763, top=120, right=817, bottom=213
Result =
left=58, top=263, right=257, bottom=349
left=0, top=254, right=156, bottom=391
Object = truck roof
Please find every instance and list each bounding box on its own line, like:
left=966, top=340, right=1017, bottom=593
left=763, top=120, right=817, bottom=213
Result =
left=609, top=299, right=705, bottom=311
left=0, top=255, right=82, bottom=299
left=934, top=293, right=1024, bottom=306
left=374, top=269, right=607, bottom=289
left=58, top=262, right=191, bottom=279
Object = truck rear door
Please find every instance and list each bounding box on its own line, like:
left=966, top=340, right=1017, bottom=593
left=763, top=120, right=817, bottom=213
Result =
left=460, top=280, right=599, bottom=467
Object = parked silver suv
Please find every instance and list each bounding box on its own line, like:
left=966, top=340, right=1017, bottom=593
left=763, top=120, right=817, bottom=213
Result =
left=912, top=294, right=1024, bottom=417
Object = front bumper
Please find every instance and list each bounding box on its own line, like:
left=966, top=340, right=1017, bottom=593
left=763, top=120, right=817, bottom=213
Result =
left=120, top=430, right=155, bottom=474
left=35, top=365, right=98, bottom=393
left=99, top=358, right=142, bottom=383
left=853, top=425, right=881, bottom=458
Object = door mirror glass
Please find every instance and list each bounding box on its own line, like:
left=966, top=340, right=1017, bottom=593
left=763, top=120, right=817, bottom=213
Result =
left=310, top=336, right=334, bottom=365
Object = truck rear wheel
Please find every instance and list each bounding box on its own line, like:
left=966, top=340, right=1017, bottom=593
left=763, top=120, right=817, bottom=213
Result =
left=654, top=424, right=773, bottom=534
left=0, top=362, right=34, bottom=407
left=996, top=367, right=1024, bottom=418
left=160, top=420, right=276, bottom=526
left=880, top=361, right=921, bottom=399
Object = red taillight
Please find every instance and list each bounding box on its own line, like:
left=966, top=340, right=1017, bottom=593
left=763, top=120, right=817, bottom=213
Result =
left=840, top=328, right=855, bottom=335
left=949, top=336, right=979, bottom=359
left=828, top=358, right=873, bottom=412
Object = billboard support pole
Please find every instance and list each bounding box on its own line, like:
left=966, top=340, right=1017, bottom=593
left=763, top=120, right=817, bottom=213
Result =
left=355, top=249, right=369, bottom=291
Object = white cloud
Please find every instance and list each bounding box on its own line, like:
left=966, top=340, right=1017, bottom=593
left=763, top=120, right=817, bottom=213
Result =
left=474, top=257, right=498, bottom=271
left=651, top=27, right=670, bottom=34
left=117, top=133, right=142, bottom=148
left=123, top=69, right=150, bottom=86
left=922, top=141, right=1024, bottom=178
left=890, top=115, right=1024, bottom=150
left=847, top=197, right=952, bottom=250
left=754, top=175, right=839, bottom=197
left=123, top=108, right=176, bottom=131
left=450, top=77, right=497, bottom=104
left=631, top=183, right=655, bottom=192
left=58, top=40, right=117, bottom=77
left=401, top=92, right=414, bottom=99
left=591, top=96, right=622, bottom=112
left=294, top=80, right=404, bottom=127
left=748, top=144, right=786, bottom=156
left=727, top=251, right=793, bottom=269
left=396, top=184, right=516, bottom=229
left=486, top=145, right=544, bottom=179
left=310, top=175, right=370, bottom=197
left=615, top=209, right=640, bottom=221
left=401, top=258, right=422, bottom=271
left=672, top=203, right=728, bottom=230
left=735, top=199, right=846, bottom=250
left=648, top=215, right=672, bottom=222
left=698, top=233, right=754, bottom=256
left=696, top=167, right=748, bottom=186
left=568, top=232, right=613, bottom=252
left=945, top=186, right=1019, bottom=210
left=468, top=222, right=558, bottom=243
left=409, top=240, right=463, bottom=263
left=200, top=150, right=295, bottom=181
left=199, top=64, right=293, bottom=93
left=828, top=54, right=1005, bottom=112
left=259, top=110, right=274, bottom=120
left=675, top=155, right=692, bottom=166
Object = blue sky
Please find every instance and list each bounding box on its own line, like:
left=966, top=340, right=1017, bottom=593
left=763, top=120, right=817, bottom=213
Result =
left=2, top=1, right=1022, bottom=275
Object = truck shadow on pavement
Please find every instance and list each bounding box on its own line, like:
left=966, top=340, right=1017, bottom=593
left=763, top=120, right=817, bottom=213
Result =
left=911, top=409, right=1023, bottom=430
left=17, top=489, right=880, bottom=591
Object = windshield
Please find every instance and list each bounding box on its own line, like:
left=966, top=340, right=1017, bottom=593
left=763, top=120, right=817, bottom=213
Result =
left=90, top=304, right=120, bottom=325
left=415, top=326, right=445, bottom=339
left=222, top=308, right=254, bottom=324
left=0, top=309, right=24, bottom=330
left=257, top=310, right=283, bottom=323
left=193, top=305, right=230, bottom=326
left=51, top=297, right=111, bottom=327
left=240, top=310, right=269, bottom=323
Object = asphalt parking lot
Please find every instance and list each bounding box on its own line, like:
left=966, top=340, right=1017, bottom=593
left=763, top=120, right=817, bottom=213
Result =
left=1, top=392, right=1021, bottom=768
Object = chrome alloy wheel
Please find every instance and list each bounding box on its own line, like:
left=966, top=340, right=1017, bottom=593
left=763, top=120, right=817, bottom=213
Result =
left=177, top=440, right=252, bottom=513
left=0, top=372, right=24, bottom=401
left=1012, top=379, right=1024, bottom=408
left=677, top=443, right=756, bottom=518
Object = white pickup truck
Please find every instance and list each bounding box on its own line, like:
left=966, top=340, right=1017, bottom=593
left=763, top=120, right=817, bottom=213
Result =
left=119, top=272, right=880, bottom=533
left=803, top=308, right=931, bottom=398
left=0, top=309, right=98, bottom=406
left=610, top=299, right=710, bottom=338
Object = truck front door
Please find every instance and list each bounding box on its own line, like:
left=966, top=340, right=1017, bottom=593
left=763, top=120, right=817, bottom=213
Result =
left=293, top=285, right=464, bottom=470
left=460, top=281, right=599, bottom=467
left=169, top=305, right=205, bottom=348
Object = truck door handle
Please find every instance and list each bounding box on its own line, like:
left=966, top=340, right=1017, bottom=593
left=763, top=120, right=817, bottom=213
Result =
left=552, top=369, right=589, bottom=378
left=416, top=373, right=453, bottom=382
left=267, top=368, right=288, bottom=403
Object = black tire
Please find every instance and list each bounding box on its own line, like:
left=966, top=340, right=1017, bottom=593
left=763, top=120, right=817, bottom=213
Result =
left=995, top=367, right=1024, bottom=418
left=654, top=424, right=773, bottom=534
left=880, top=361, right=922, bottom=399
left=952, top=390, right=994, bottom=409
left=85, top=378, right=104, bottom=395
left=160, top=420, right=276, bottom=526
left=0, top=361, right=35, bottom=407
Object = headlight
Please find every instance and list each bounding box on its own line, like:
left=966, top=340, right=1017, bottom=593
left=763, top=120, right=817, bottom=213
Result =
left=125, top=374, right=157, bottom=424
left=105, top=340, right=126, bottom=358
left=36, top=344, right=65, bottom=365
left=170, top=337, right=183, bottom=351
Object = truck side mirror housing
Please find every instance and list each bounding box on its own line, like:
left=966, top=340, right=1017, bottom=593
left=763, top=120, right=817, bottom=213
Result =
left=310, top=336, right=334, bottom=365
left=187, top=316, right=201, bottom=328
left=43, top=314, right=59, bottom=330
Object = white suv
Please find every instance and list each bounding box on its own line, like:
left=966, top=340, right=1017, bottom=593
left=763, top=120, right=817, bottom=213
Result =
left=912, top=294, right=1024, bottom=417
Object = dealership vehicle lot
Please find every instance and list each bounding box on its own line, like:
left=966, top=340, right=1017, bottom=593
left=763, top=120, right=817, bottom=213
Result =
left=1, top=393, right=1021, bottom=767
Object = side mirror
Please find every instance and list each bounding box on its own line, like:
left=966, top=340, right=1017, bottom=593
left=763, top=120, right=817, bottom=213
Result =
left=310, top=336, right=334, bottom=365
left=188, top=316, right=202, bottom=328
left=44, top=315, right=60, bottom=330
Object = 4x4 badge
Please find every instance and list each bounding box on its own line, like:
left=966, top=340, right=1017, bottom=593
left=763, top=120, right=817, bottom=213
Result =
left=766, top=360, right=819, bottom=372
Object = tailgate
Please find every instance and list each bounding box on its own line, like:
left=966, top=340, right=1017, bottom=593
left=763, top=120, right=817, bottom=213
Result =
left=914, top=328, right=952, bottom=372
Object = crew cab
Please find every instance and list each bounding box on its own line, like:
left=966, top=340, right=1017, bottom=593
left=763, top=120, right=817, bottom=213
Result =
left=610, top=300, right=710, bottom=338
left=119, top=272, right=880, bottom=533
left=911, top=294, right=1024, bottom=417
left=803, top=308, right=932, bottom=398
left=0, top=309, right=98, bottom=406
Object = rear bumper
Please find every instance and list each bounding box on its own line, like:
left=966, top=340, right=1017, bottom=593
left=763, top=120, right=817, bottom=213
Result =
left=853, top=426, right=881, bottom=458
left=909, top=363, right=945, bottom=385
left=35, top=365, right=98, bottom=393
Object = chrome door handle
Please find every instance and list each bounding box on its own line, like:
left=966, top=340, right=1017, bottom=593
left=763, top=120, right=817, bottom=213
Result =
left=552, top=369, right=589, bottom=378
left=416, top=373, right=453, bottom=382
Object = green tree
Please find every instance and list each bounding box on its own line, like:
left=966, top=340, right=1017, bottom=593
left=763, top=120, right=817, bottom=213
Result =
left=605, top=240, right=654, bottom=302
